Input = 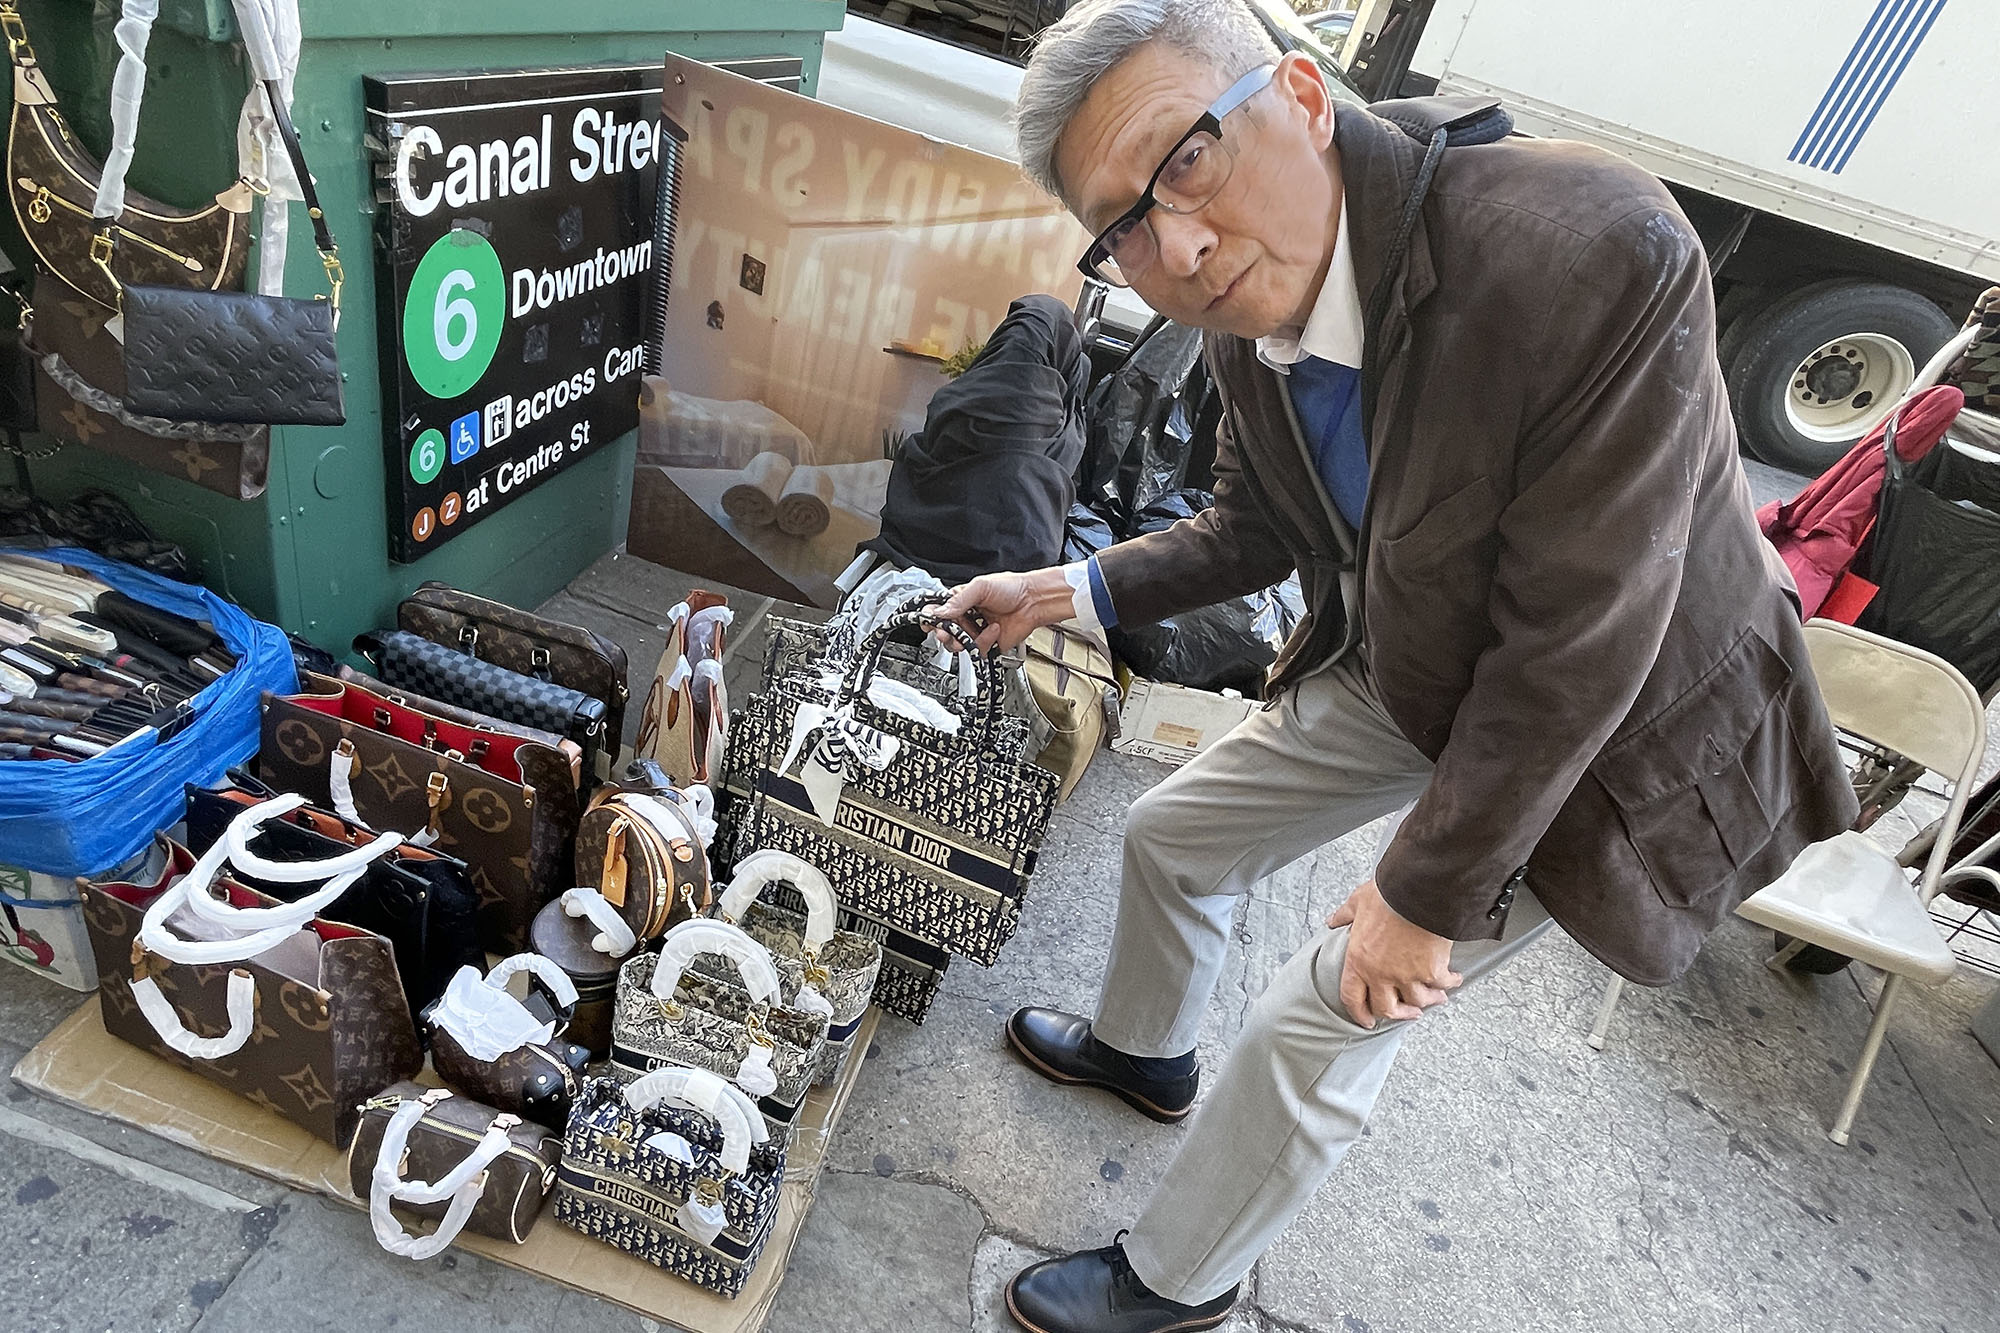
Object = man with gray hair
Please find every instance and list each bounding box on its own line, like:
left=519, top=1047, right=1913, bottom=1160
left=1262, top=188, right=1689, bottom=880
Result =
left=935, top=1, right=1855, bottom=1330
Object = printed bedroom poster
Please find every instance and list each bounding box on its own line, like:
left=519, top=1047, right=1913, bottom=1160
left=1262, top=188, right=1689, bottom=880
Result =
left=628, top=53, right=1088, bottom=605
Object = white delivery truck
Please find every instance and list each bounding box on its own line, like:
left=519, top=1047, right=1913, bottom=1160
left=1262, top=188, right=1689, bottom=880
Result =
left=1347, top=0, right=1997, bottom=473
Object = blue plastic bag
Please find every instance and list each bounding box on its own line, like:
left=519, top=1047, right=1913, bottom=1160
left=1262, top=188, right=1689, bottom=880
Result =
left=0, top=549, right=298, bottom=876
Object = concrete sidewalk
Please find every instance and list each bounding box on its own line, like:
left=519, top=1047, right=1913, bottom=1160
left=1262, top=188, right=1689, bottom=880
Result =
left=6, top=463, right=2000, bottom=1333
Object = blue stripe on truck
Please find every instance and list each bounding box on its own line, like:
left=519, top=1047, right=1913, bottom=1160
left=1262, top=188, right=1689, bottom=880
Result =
left=1789, top=0, right=1949, bottom=175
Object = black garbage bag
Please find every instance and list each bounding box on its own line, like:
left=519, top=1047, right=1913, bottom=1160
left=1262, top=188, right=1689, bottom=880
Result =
left=1858, top=441, right=2000, bottom=693
left=1078, top=319, right=1206, bottom=527
left=1130, top=488, right=1212, bottom=535
left=1111, top=576, right=1305, bottom=697
left=1061, top=501, right=1116, bottom=564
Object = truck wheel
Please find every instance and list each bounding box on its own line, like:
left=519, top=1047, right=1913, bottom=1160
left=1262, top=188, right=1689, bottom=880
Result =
left=1725, top=279, right=1956, bottom=476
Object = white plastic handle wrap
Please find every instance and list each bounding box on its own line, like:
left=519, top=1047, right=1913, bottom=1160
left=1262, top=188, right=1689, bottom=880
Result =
left=649, top=919, right=782, bottom=1005
left=130, top=967, right=256, bottom=1059
left=328, top=748, right=362, bottom=824
left=429, top=963, right=557, bottom=1063
left=217, top=792, right=404, bottom=883
left=179, top=794, right=392, bottom=931
left=368, top=1095, right=512, bottom=1260
left=137, top=834, right=325, bottom=966
left=484, top=952, right=581, bottom=1012
left=649, top=920, right=788, bottom=1096
left=624, top=1066, right=766, bottom=1170
left=719, top=850, right=837, bottom=955
left=662, top=784, right=719, bottom=849
left=561, top=887, right=637, bottom=957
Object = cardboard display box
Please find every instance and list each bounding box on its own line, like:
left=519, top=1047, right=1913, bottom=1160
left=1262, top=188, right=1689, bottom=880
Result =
left=1110, top=678, right=1259, bottom=767
left=13, top=1003, right=879, bottom=1331
left=0, top=865, right=98, bottom=992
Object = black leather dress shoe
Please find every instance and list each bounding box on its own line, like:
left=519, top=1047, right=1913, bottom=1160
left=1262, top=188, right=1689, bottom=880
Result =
left=1006, top=1007, right=1198, bottom=1123
left=1006, top=1235, right=1239, bottom=1333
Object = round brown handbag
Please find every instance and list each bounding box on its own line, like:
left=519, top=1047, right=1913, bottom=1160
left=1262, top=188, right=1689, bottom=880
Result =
left=574, top=789, right=711, bottom=943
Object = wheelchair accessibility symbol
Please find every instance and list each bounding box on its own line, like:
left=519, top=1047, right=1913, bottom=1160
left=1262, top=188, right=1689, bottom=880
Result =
left=448, top=410, right=481, bottom=464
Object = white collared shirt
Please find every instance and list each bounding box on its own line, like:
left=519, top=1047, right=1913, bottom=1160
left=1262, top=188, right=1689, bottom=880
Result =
left=1255, top=201, right=1363, bottom=373
left=1064, top=201, right=1363, bottom=632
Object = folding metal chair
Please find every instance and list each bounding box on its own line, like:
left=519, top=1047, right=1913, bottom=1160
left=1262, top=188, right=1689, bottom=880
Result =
left=1586, top=620, right=1987, bottom=1146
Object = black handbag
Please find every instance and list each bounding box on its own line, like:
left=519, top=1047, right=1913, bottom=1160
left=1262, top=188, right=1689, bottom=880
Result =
left=183, top=782, right=484, bottom=1018
left=108, top=80, right=344, bottom=427
left=361, top=629, right=609, bottom=779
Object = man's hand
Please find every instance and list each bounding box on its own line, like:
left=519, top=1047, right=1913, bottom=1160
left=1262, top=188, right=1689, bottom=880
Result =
left=1326, top=879, right=1462, bottom=1029
left=929, top=568, right=1076, bottom=654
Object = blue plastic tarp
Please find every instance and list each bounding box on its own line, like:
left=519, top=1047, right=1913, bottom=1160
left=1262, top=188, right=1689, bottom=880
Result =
left=0, top=549, right=297, bottom=877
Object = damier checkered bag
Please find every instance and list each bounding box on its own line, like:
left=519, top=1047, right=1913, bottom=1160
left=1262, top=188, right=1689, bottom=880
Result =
left=361, top=629, right=609, bottom=781
left=554, top=1068, right=784, bottom=1297
left=720, top=611, right=1058, bottom=983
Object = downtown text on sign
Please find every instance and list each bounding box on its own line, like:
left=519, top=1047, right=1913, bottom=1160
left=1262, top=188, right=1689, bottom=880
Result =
left=366, top=66, right=660, bottom=562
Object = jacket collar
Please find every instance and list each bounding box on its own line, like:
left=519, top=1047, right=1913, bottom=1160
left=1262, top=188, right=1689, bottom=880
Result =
left=1329, top=101, right=1440, bottom=339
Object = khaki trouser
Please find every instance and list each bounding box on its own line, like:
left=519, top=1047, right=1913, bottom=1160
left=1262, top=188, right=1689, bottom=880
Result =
left=1095, top=657, right=1558, bottom=1305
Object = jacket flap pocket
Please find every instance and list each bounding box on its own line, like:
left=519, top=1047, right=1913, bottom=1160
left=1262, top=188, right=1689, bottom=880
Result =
left=1595, top=629, right=1791, bottom=811
left=1378, top=477, right=1500, bottom=569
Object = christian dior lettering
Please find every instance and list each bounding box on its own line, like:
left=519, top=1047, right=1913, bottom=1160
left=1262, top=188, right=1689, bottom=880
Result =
left=833, top=804, right=953, bottom=872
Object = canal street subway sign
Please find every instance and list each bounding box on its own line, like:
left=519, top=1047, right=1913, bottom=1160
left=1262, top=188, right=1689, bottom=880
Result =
left=365, top=65, right=661, bottom=562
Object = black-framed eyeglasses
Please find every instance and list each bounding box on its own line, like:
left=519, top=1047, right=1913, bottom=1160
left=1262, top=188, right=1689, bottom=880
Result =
left=1076, top=64, right=1277, bottom=288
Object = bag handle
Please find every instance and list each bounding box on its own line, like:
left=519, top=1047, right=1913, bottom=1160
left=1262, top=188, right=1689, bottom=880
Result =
left=484, top=951, right=580, bottom=1020
left=561, top=886, right=637, bottom=957
left=719, top=850, right=836, bottom=957
left=130, top=966, right=256, bottom=1059
left=623, top=1066, right=767, bottom=1173
left=623, top=1064, right=763, bottom=1245
left=211, top=791, right=404, bottom=884
left=178, top=794, right=394, bottom=931
left=662, top=783, right=718, bottom=847
left=841, top=610, right=1002, bottom=746
left=649, top=919, right=781, bottom=1006
left=89, top=7, right=341, bottom=318
left=136, top=824, right=335, bottom=965
left=368, top=1091, right=516, bottom=1260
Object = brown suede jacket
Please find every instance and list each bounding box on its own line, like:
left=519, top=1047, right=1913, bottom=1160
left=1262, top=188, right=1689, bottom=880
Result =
left=1094, top=102, right=1858, bottom=985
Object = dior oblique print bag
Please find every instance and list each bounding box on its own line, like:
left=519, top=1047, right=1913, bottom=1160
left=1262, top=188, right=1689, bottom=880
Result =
left=259, top=672, right=581, bottom=954
left=555, top=1068, right=784, bottom=1297
left=82, top=800, right=421, bottom=1146
left=723, top=611, right=1058, bottom=968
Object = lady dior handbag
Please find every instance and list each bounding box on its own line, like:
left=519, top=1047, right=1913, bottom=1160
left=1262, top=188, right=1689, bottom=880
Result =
left=426, top=954, right=591, bottom=1131
left=81, top=796, right=421, bottom=1146
left=701, top=849, right=881, bottom=1084
left=554, top=1067, right=784, bottom=1297
left=608, top=919, right=828, bottom=1134
left=347, top=1082, right=561, bottom=1260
